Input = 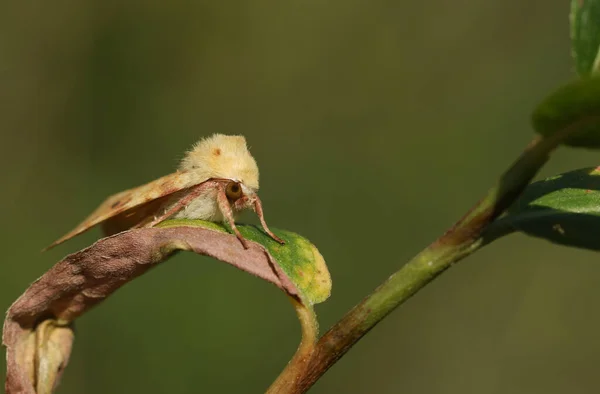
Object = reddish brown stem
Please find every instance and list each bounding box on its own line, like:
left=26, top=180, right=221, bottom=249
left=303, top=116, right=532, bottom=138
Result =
left=278, top=119, right=592, bottom=393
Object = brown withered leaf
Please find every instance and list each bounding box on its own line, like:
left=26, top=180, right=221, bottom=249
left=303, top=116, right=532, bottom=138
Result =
left=3, top=226, right=301, bottom=394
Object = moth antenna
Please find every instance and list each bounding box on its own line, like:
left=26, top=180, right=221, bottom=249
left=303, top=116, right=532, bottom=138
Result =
left=253, top=195, right=285, bottom=245
left=216, top=183, right=250, bottom=249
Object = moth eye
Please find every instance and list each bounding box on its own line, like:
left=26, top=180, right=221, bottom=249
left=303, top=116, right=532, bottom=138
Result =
left=225, top=182, right=243, bottom=200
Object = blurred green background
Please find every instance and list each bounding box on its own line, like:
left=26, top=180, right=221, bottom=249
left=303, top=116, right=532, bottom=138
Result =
left=2, top=1, right=599, bottom=393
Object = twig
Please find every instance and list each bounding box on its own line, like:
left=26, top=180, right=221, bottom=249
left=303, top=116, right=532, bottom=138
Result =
left=275, top=118, right=591, bottom=393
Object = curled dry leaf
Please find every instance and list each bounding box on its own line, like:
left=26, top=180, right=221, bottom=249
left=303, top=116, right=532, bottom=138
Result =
left=3, top=221, right=331, bottom=394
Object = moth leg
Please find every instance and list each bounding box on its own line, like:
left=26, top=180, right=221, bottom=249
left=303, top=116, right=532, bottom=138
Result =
left=143, top=182, right=211, bottom=228
left=253, top=196, right=285, bottom=245
left=216, top=184, right=250, bottom=249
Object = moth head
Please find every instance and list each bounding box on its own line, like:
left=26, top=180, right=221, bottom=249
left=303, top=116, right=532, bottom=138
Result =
left=180, top=134, right=260, bottom=191
left=225, top=180, right=257, bottom=212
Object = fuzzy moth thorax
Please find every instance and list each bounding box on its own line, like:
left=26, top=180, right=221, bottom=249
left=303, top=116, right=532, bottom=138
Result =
left=179, top=134, right=260, bottom=191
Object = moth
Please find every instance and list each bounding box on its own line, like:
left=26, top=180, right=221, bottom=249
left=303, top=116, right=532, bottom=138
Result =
left=46, top=134, right=285, bottom=250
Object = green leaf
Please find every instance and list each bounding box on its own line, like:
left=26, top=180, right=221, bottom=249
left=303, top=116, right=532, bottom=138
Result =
left=5, top=222, right=330, bottom=391
left=532, top=77, right=600, bottom=148
left=158, top=219, right=332, bottom=305
left=486, top=167, right=600, bottom=250
left=571, top=0, right=600, bottom=76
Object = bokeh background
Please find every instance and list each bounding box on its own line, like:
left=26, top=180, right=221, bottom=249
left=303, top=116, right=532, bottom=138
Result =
left=1, top=1, right=599, bottom=393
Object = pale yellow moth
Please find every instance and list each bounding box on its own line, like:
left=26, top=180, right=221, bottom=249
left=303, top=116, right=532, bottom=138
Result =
left=46, top=134, right=284, bottom=250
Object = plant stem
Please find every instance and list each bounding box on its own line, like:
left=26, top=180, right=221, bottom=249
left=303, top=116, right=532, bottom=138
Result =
left=285, top=128, right=576, bottom=393
left=266, top=297, right=318, bottom=394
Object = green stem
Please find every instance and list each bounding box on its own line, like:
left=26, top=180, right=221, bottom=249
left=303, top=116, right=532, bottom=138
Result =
left=287, top=127, right=577, bottom=393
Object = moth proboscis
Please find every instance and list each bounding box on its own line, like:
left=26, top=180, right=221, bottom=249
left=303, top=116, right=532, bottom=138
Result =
left=45, top=134, right=285, bottom=251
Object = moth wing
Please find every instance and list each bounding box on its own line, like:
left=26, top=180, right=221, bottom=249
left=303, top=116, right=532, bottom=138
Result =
left=45, top=171, right=200, bottom=250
